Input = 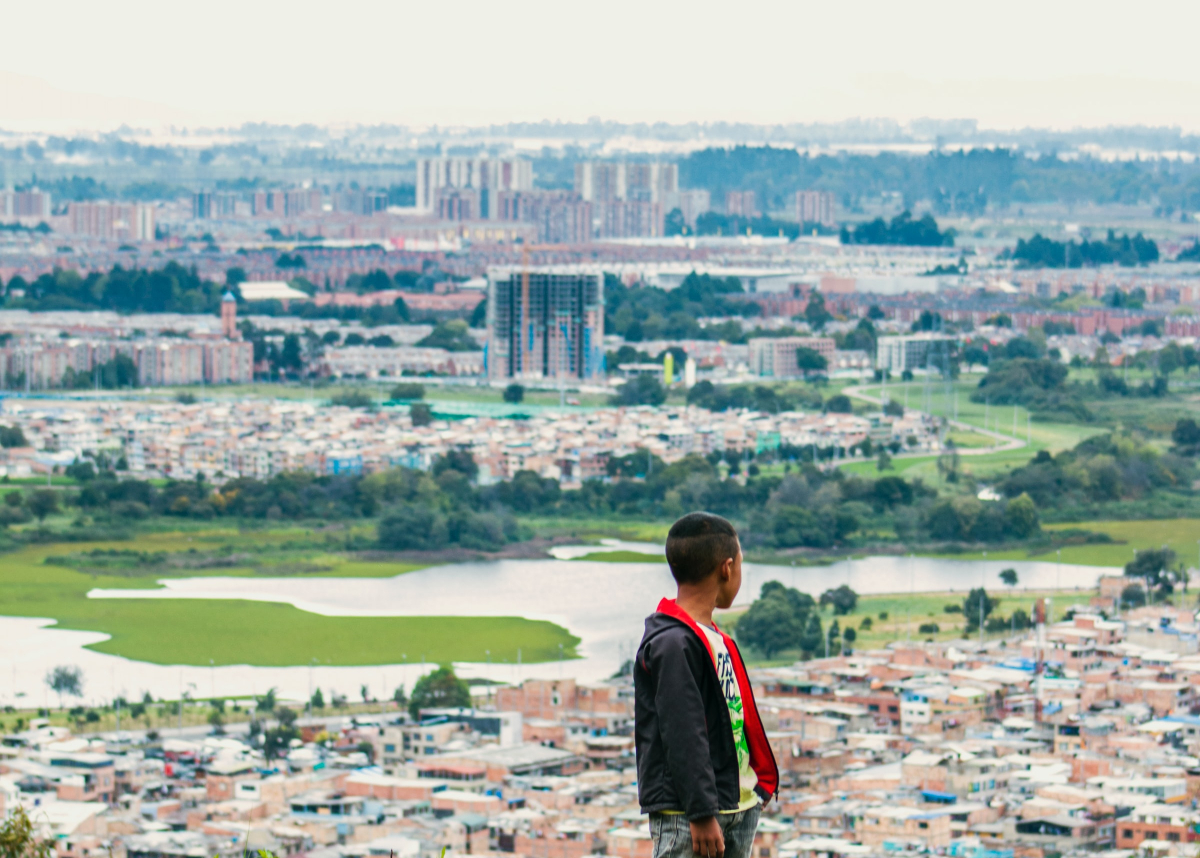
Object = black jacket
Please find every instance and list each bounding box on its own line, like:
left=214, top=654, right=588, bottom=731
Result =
left=634, top=599, right=778, bottom=819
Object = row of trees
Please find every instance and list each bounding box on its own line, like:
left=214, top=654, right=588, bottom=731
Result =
left=37, top=442, right=1056, bottom=554
left=676, top=145, right=1200, bottom=215
left=1010, top=231, right=1160, bottom=268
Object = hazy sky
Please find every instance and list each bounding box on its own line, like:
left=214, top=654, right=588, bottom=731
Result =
left=4, top=0, right=1200, bottom=132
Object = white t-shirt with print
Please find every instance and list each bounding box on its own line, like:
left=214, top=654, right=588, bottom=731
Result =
left=700, top=623, right=759, bottom=812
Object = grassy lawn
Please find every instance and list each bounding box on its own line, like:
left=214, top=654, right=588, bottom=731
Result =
left=922, top=519, right=1200, bottom=569
left=0, top=533, right=578, bottom=667
left=844, top=379, right=1104, bottom=485
left=947, top=429, right=995, bottom=448
left=518, top=516, right=673, bottom=544
left=574, top=550, right=665, bottom=563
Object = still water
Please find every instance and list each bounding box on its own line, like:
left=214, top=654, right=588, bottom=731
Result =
left=74, top=550, right=1116, bottom=694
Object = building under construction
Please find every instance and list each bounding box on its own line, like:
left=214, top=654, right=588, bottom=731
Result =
left=485, top=266, right=605, bottom=381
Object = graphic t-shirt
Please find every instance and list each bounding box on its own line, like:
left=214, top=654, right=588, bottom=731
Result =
left=700, top=623, right=760, bottom=812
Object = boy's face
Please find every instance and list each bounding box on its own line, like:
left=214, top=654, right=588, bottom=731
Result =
left=715, top=541, right=743, bottom=610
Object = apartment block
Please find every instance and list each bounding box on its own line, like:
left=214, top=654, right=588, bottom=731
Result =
left=485, top=266, right=605, bottom=381
left=875, top=333, right=956, bottom=374
left=66, top=202, right=156, bottom=242
left=795, top=190, right=836, bottom=227
left=594, top=200, right=663, bottom=239
left=415, top=157, right=533, bottom=215
left=725, top=190, right=759, bottom=218
left=574, top=161, right=677, bottom=203
left=0, top=188, right=52, bottom=221
left=748, top=337, right=836, bottom=378
left=495, top=191, right=592, bottom=244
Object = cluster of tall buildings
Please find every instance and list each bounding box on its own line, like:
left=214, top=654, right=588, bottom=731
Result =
left=177, top=157, right=835, bottom=247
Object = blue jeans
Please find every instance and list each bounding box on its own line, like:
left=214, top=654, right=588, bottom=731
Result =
left=650, top=808, right=762, bottom=858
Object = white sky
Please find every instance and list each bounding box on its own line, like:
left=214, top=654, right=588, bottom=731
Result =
left=3, top=0, right=1200, bottom=132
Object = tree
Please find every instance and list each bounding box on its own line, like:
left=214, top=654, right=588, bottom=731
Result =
left=408, top=666, right=471, bottom=719
left=28, top=489, right=59, bottom=522
left=417, top=320, right=477, bottom=352
left=842, top=626, right=857, bottom=650
left=883, top=399, right=904, bottom=417
left=262, top=723, right=298, bottom=761
left=804, top=292, right=833, bottom=330
left=819, top=585, right=858, bottom=615
left=999, top=568, right=1019, bottom=588
left=392, top=685, right=407, bottom=707
left=310, top=688, right=325, bottom=709
left=824, top=394, right=852, bottom=414
left=964, top=588, right=998, bottom=632
left=410, top=402, right=433, bottom=427
left=256, top=687, right=277, bottom=715
left=0, top=424, right=28, bottom=448
left=0, top=804, right=53, bottom=858
left=1121, top=582, right=1147, bottom=608
left=612, top=375, right=667, bottom=406
left=45, top=665, right=83, bottom=709
left=736, top=594, right=803, bottom=658
left=1003, top=493, right=1039, bottom=538
left=503, top=383, right=525, bottom=404
left=280, top=334, right=303, bottom=371
left=207, top=708, right=225, bottom=734
left=799, top=613, right=824, bottom=656
left=795, top=347, right=828, bottom=378
left=1125, top=548, right=1176, bottom=590
left=1173, top=418, right=1200, bottom=452
left=390, top=382, right=425, bottom=401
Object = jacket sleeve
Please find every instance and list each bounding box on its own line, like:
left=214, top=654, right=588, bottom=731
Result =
left=644, top=630, right=719, bottom=820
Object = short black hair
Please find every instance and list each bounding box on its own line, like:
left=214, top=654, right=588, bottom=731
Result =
left=665, top=512, right=739, bottom=585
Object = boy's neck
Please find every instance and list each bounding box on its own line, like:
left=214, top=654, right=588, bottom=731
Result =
left=675, top=584, right=718, bottom=628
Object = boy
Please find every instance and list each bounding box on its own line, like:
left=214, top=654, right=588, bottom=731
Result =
left=635, top=512, right=778, bottom=858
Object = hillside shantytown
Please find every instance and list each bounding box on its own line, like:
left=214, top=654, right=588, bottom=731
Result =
left=5, top=594, right=1200, bottom=858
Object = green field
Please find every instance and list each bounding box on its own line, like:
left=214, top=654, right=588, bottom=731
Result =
left=0, top=531, right=578, bottom=667
left=575, top=550, right=665, bottom=563
left=931, top=518, right=1200, bottom=569
left=843, top=379, right=1104, bottom=484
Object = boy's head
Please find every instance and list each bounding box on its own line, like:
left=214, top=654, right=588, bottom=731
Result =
left=665, top=512, right=742, bottom=607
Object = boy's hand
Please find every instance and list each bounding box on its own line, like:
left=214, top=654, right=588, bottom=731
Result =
left=690, top=817, right=724, bottom=858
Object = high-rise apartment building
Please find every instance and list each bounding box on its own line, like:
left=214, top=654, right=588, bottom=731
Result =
left=875, top=333, right=955, bottom=374
left=415, top=158, right=533, bottom=216
left=595, top=201, right=664, bottom=239
left=67, top=202, right=156, bottom=242
left=251, top=189, right=322, bottom=218
left=495, top=191, right=592, bottom=244
left=661, top=189, right=711, bottom=227
left=795, top=190, right=836, bottom=227
left=486, top=266, right=605, bottom=381
left=0, top=189, right=52, bottom=221
left=192, top=191, right=239, bottom=219
left=335, top=189, right=388, bottom=216
left=574, top=162, right=677, bottom=203
left=725, top=190, right=759, bottom=218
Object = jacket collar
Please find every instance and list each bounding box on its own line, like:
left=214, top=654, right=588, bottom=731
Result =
left=656, top=597, right=723, bottom=664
